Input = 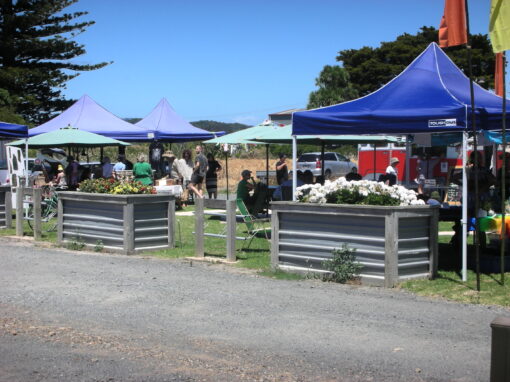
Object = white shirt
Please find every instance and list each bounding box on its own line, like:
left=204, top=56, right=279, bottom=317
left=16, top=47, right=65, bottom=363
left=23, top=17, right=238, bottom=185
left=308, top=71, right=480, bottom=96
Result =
left=385, top=165, right=397, bottom=175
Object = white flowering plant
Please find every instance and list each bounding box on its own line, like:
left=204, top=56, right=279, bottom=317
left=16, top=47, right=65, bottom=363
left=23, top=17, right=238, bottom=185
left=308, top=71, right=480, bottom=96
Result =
left=296, top=178, right=424, bottom=207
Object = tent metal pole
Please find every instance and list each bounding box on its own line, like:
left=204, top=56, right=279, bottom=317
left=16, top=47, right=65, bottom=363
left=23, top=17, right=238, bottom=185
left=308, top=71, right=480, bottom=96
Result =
left=24, top=139, right=29, bottom=186
left=266, top=144, right=269, bottom=185
left=292, top=135, right=297, bottom=201
left=500, top=52, right=507, bottom=285
left=225, top=152, right=229, bottom=200
left=405, top=135, right=411, bottom=187
left=462, top=130, right=468, bottom=282
left=373, top=144, right=377, bottom=181
left=321, top=142, right=325, bottom=182
left=464, top=2, right=481, bottom=291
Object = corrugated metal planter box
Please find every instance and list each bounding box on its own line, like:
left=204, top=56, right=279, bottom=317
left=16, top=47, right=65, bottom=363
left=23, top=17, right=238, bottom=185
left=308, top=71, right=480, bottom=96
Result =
left=270, top=202, right=439, bottom=287
left=57, top=192, right=175, bottom=254
left=0, top=185, right=12, bottom=228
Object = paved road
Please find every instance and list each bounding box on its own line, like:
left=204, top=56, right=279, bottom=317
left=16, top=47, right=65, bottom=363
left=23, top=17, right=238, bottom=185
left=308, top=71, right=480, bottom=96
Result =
left=0, top=238, right=508, bottom=382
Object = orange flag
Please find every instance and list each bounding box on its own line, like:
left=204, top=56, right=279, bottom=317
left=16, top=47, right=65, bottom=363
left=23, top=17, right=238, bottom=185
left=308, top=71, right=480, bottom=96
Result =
left=495, top=52, right=505, bottom=97
left=439, top=0, right=468, bottom=48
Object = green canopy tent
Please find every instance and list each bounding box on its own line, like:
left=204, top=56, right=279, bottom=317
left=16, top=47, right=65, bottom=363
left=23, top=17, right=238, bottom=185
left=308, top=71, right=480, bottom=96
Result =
left=204, top=123, right=400, bottom=197
left=204, top=123, right=285, bottom=197
left=250, top=125, right=399, bottom=185
left=8, top=127, right=130, bottom=183
left=8, top=126, right=130, bottom=149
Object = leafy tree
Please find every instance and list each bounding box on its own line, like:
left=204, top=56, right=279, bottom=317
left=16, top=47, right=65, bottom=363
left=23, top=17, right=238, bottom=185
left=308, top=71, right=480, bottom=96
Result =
left=0, top=0, right=110, bottom=124
left=337, top=26, right=496, bottom=96
left=307, top=65, right=359, bottom=109
left=0, top=88, right=25, bottom=124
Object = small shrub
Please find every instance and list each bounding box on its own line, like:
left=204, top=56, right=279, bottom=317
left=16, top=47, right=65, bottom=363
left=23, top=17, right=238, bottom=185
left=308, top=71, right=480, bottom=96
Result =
left=67, top=235, right=85, bottom=251
left=322, top=244, right=363, bottom=283
left=94, top=240, right=104, bottom=252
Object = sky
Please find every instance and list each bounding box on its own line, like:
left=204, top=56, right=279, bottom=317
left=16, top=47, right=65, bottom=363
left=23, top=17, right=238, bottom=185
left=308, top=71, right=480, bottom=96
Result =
left=63, top=0, right=493, bottom=126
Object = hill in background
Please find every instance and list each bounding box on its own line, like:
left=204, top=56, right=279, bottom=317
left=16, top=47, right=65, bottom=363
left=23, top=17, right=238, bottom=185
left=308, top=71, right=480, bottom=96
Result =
left=124, top=118, right=249, bottom=134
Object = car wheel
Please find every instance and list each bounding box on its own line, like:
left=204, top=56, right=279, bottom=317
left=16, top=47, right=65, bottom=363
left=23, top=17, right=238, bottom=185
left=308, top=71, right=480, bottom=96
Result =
left=325, top=169, right=332, bottom=179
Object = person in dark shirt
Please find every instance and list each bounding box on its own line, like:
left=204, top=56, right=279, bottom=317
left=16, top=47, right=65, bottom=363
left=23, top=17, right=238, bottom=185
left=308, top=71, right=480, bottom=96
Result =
left=236, top=169, right=269, bottom=215
left=275, top=153, right=289, bottom=185
left=188, top=145, right=208, bottom=198
left=345, top=167, right=362, bottom=181
left=149, top=140, right=164, bottom=178
left=205, top=153, right=222, bottom=199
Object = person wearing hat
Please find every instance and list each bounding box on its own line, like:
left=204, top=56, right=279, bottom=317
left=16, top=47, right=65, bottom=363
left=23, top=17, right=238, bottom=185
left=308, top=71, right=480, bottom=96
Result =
left=162, top=150, right=179, bottom=180
left=52, top=164, right=67, bottom=188
left=385, top=157, right=400, bottom=186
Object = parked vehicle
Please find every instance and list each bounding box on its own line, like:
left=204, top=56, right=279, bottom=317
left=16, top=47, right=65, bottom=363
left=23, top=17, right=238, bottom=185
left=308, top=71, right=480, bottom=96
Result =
left=296, top=152, right=356, bottom=179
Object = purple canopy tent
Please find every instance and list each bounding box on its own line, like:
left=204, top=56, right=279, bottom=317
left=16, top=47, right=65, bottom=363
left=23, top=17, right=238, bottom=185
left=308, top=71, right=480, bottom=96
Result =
left=29, top=95, right=149, bottom=142
left=135, top=98, right=223, bottom=142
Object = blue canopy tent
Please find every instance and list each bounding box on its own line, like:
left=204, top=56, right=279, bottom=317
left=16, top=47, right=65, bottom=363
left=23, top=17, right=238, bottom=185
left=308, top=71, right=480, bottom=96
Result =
left=292, top=42, right=510, bottom=282
left=29, top=95, right=150, bottom=141
left=0, top=121, right=28, bottom=138
left=293, top=42, right=510, bottom=135
left=136, top=98, right=223, bottom=142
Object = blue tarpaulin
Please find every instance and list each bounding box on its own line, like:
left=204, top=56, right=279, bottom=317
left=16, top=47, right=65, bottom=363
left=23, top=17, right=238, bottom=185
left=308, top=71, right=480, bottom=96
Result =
left=0, top=121, right=28, bottom=138
left=136, top=98, right=223, bottom=141
left=293, top=42, right=510, bottom=135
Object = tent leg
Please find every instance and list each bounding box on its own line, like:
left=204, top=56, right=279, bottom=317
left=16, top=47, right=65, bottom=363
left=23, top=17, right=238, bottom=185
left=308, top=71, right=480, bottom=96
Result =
left=405, top=135, right=411, bottom=187
left=321, top=142, right=325, bottom=182
left=373, top=144, right=377, bottom=181
left=266, top=144, right=269, bottom=185
left=25, top=139, right=29, bottom=186
left=225, top=152, right=229, bottom=200
left=292, top=136, right=297, bottom=201
left=462, top=131, right=468, bottom=282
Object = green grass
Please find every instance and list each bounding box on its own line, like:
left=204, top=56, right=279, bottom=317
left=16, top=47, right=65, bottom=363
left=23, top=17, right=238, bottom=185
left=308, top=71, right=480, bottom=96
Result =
left=0, top=216, right=57, bottom=243
left=400, top=270, right=510, bottom=307
left=150, top=205, right=275, bottom=272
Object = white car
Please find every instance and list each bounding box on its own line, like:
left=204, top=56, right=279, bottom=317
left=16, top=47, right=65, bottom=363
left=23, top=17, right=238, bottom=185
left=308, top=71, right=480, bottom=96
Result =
left=296, top=152, right=356, bottom=179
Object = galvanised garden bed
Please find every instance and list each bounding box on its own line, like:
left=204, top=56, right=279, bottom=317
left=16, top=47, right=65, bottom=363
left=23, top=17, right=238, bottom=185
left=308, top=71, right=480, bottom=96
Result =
left=57, top=192, right=175, bottom=254
left=270, top=201, right=439, bottom=287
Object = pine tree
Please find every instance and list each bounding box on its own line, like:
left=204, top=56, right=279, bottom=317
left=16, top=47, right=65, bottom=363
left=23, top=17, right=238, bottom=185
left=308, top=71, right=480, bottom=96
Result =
left=0, top=0, right=109, bottom=124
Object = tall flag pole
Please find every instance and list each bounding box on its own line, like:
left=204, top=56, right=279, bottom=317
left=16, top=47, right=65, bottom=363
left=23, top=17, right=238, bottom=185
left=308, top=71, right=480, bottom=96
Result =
left=440, top=0, right=481, bottom=290
left=490, top=0, right=510, bottom=284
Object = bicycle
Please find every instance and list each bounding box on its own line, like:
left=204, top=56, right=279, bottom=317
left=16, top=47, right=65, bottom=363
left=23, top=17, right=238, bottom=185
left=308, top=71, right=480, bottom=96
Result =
left=26, top=185, right=59, bottom=232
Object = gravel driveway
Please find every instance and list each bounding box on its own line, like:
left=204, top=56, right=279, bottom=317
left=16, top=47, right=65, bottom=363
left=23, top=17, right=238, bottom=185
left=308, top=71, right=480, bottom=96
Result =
left=0, top=237, right=508, bottom=381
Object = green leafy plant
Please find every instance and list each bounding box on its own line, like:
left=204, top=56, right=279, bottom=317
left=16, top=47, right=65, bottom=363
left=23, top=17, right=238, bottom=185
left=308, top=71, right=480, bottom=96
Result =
left=79, top=178, right=155, bottom=195
left=94, top=240, right=104, bottom=252
left=67, top=235, right=85, bottom=251
left=322, top=244, right=363, bottom=283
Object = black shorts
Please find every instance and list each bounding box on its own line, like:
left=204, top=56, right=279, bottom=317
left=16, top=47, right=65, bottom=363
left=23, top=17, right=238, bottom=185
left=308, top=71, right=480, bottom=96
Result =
left=191, top=174, right=204, bottom=185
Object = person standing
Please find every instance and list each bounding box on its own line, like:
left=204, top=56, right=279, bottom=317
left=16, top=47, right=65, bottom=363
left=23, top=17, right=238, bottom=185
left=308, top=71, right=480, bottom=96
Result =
left=175, top=149, right=194, bottom=205
left=275, top=153, right=289, bottom=185
left=188, top=145, right=208, bottom=198
left=102, top=156, right=114, bottom=178
left=65, top=155, right=79, bottom=190
left=149, top=139, right=164, bottom=178
left=206, top=153, right=222, bottom=199
left=133, top=154, right=153, bottom=185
